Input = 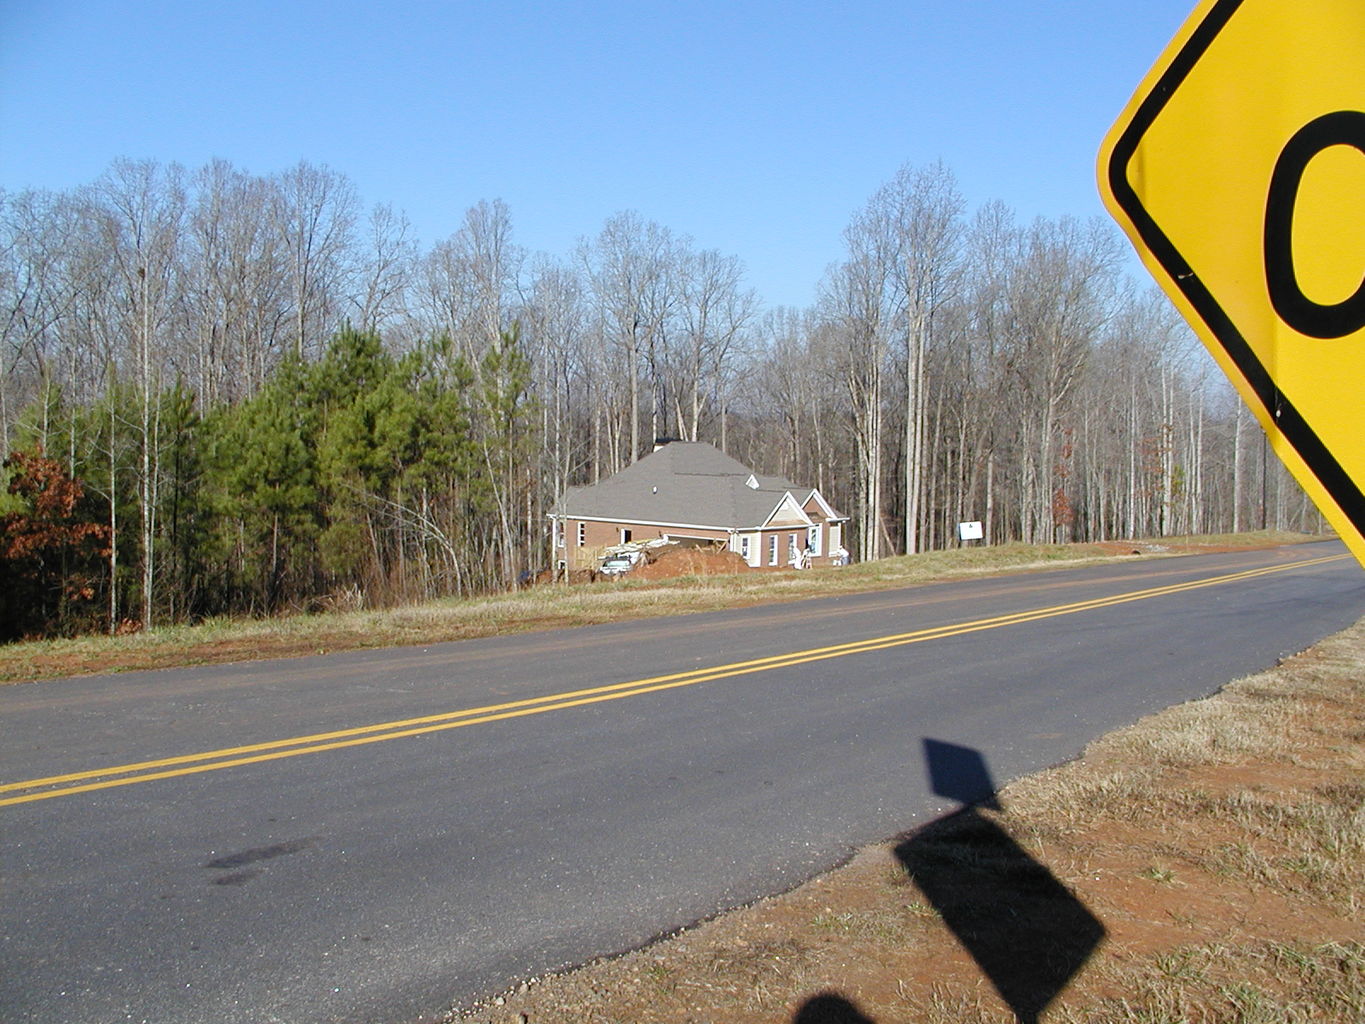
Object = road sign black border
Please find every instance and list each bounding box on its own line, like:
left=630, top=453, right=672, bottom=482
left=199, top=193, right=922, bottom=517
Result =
left=1105, top=0, right=1365, bottom=537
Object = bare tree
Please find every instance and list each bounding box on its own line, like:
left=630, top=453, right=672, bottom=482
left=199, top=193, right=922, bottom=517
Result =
left=414, top=198, right=524, bottom=392
left=524, top=257, right=589, bottom=515
left=820, top=207, right=896, bottom=561
left=0, top=188, right=87, bottom=455
left=579, top=212, right=676, bottom=463
left=272, top=161, right=356, bottom=361
left=1003, top=218, right=1121, bottom=542
left=874, top=162, right=965, bottom=553
left=674, top=247, right=757, bottom=442
left=88, top=159, right=186, bottom=629
left=186, top=159, right=292, bottom=403
left=351, top=202, right=415, bottom=335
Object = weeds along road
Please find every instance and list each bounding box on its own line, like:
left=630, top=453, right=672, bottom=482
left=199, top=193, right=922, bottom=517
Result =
left=2, top=541, right=1363, bottom=1024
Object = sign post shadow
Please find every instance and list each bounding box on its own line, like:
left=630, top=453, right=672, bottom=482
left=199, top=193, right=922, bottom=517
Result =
left=894, top=739, right=1105, bottom=1024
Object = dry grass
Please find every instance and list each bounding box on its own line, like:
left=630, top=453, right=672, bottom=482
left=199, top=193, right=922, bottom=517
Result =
left=0, top=531, right=1323, bottom=684
left=1052, top=941, right=1365, bottom=1024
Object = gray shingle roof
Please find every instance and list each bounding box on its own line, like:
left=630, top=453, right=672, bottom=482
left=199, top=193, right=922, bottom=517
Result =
left=556, top=442, right=839, bottom=530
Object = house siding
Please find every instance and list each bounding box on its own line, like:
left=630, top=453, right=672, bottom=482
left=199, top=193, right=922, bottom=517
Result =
left=735, top=531, right=760, bottom=567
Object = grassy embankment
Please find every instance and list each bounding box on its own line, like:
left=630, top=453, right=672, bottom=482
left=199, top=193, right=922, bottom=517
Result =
left=0, top=531, right=1323, bottom=684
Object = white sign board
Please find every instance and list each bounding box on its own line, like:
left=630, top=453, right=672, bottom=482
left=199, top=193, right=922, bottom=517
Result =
left=958, top=521, right=984, bottom=542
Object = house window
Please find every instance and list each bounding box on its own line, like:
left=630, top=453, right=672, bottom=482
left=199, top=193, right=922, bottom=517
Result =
left=768, top=535, right=778, bottom=566
left=808, top=525, right=821, bottom=556
left=621, top=529, right=632, bottom=544
left=789, top=534, right=799, bottom=563
left=577, top=522, right=586, bottom=547
left=740, top=535, right=750, bottom=561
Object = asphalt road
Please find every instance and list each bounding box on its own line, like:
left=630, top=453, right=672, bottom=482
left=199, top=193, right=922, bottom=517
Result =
left=3, top=542, right=1363, bottom=1024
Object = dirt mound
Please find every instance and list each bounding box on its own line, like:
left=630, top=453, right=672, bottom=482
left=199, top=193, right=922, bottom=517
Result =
left=631, top=545, right=750, bottom=580
left=527, top=545, right=749, bottom=586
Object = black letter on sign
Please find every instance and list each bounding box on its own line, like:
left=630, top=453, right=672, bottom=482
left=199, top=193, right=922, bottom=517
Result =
left=1264, top=110, right=1365, bottom=339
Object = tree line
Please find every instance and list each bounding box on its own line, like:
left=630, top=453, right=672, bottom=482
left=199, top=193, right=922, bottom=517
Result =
left=1, top=157, right=1316, bottom=640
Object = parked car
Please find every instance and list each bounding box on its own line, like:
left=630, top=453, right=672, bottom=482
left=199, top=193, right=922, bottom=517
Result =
left=599, top=554, right=638, bottom=576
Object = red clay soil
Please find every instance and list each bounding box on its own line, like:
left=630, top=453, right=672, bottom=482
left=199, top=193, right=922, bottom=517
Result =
left=529, top=546, right=750, bottom=586
left=630, top=546, right=751, bottom=580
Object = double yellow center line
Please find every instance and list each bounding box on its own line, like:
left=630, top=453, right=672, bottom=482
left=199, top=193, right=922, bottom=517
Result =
left=1, top=553, right=1346, bottom=808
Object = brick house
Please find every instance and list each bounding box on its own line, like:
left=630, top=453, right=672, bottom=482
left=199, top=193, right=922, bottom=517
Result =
left=549, top=442, right=848, bottom=571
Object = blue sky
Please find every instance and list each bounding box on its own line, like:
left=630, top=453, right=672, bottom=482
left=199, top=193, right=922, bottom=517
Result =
left=1, top=1, right=1199, bottom=310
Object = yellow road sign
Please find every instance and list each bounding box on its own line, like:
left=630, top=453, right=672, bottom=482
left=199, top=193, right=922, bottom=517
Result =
left=1099, top=0, right=1365, bottom=564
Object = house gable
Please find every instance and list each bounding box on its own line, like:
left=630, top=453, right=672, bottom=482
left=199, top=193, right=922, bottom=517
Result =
left=801, top=489, right=845, bottom=523
left=763, top=492, right=814, bottom=528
